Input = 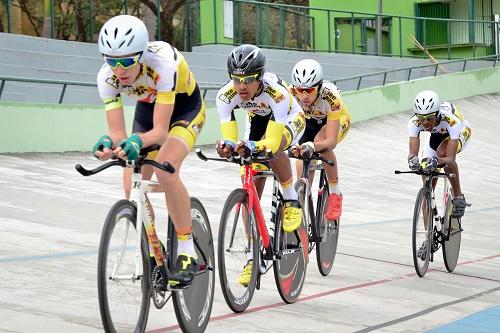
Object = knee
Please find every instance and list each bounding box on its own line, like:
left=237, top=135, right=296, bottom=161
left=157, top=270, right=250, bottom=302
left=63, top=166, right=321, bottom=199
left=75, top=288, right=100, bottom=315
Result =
left=155, top=170, right=178, bottom=187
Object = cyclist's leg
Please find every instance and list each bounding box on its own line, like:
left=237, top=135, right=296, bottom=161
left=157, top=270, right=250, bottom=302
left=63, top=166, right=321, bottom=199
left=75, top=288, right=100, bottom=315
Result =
left=269, top=113, right=305, bottom=232
left=296, top=118, right=322, bottom=184
left=155, top=88, right=206, bottom=286
left=319, top=116, right=349, bottom=220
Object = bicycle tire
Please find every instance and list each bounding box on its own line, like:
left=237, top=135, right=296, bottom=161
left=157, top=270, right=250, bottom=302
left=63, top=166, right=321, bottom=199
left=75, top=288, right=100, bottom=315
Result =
left=98, top=199, right=151, bottom=333
left=442, top=191, right=461, bottom=272
left=172, top=197, right=215, bottom=333
left=218, top=189, right=259, bottom=313
left=273, top=200, right=308, bottom=303
left=412, top=188, right=433, bottom=277
left=316, top=187, right=339, bottom=276
left=295, top=179, right=314, bottom=253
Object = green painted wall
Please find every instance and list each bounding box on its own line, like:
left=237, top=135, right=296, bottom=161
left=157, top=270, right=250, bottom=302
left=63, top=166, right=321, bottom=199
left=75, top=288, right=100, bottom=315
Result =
left=310, top=0, right=415, bottom=55
left=200, top=0, right=233, bottom=45
left=2, top=66, right=500, bottom=153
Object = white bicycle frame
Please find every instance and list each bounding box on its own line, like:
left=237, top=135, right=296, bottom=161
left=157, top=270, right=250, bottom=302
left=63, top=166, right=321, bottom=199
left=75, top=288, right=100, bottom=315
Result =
left=110, top=164, right=165, bottom=282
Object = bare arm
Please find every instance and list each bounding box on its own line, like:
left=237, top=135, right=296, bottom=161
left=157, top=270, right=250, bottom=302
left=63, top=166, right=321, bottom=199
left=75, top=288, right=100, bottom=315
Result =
left=315, top=119, right=339, bottom=151
left=106, top=107, right=128, bottom=144
left=408, top=136, right=420, bottom=158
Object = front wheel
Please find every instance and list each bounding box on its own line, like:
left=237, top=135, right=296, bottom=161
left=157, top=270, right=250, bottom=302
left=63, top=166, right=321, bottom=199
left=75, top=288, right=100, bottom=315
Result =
left=98, top=199, right=151, bottom=333
left=172, top=197, right=215, bottom=333
left=442, top=191, right=462, bottom=272
left=316, top=187, right=339, bottom=276
left=412, top=188, right=433, bottom=277
left=273, top=201, right=308, bottom=303
left=218, top=189, right=259, bottom=313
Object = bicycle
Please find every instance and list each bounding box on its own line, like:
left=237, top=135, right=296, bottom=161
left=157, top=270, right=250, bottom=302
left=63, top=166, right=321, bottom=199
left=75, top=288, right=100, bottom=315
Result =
left=289, top=151, right=339, bottom=276
left=395, top=164, right=464, bottom=277
left=196, top=148, right=308, bottom=313
left=75, top=147, right=215, bottom=333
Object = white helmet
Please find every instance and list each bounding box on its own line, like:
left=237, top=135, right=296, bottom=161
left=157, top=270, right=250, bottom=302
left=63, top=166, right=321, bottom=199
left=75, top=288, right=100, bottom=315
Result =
left=414, top=90, right=441, bottom=115
left=98, top=15, right=148, bottom=58
left=291, top=59, right=324, bottom=88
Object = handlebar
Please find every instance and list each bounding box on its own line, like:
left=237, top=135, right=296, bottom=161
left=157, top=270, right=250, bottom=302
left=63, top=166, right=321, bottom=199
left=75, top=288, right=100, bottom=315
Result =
left=395, top=163, right=455, bottom=178
left=75, top=146, right=175, bottom=177
left=195, top=148, right=274, bottom=165
left=286, top=149, right=335, bottom=167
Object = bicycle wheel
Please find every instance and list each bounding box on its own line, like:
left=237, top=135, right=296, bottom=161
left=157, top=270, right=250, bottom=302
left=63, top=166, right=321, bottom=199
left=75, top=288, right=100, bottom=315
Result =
left=273, top=200, right=308, bottom=303
left=98, top=199, right=151, bottom=333
left=442, top=190, right=462, bottom=272
left=171, top=197, right=215, bottom=333
left=412, top=187, right=433, bottom=277
left=316, top=187, right=339, bottom=276
left=218, top=189, right=259, bottom=313
left=295, top=179, right=314, bottom=253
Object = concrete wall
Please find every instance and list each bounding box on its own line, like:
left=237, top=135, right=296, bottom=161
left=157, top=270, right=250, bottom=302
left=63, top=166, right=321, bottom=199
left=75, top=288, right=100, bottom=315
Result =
left=1, top=65, right=499, bottom=153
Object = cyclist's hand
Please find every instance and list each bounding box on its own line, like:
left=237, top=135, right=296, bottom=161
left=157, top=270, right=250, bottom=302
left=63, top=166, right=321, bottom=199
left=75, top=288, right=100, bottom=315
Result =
left=116, top=133, right=143, bottom=161
left=288, top=144, right=301, bottom=158
left=300, top=141, right=315, bottom=159
left=216, top=139, right=235, bottom=159
left=93, top=135, right=113, bottom=160
left=421, top=156, right=438, bottom=172
left=235, top=140, right=256, bottom=159
left=408, top=155, right=420, bottom=171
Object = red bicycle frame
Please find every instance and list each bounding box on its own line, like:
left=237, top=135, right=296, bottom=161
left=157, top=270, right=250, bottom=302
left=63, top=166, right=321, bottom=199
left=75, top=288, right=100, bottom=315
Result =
left=242, top=164, right=272, bottom=249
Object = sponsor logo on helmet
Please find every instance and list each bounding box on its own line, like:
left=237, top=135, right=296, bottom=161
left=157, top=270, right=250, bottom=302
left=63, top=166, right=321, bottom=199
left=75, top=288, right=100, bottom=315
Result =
left=233, top=68, right=246, bottom=75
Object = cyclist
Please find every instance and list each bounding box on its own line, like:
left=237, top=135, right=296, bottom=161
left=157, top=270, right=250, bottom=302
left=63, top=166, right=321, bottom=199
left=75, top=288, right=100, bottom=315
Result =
left=289, top=59, right=350, bottom=222
left=215, top=44, right=305, bottom=286
left=407, top=90, right=471, bottom=219
left=92, top=15, right=206, bottom=288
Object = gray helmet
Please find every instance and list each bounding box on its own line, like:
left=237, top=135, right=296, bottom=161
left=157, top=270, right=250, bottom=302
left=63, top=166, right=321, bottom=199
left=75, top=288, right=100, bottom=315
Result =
left=227, top=44, right=265, bottom=79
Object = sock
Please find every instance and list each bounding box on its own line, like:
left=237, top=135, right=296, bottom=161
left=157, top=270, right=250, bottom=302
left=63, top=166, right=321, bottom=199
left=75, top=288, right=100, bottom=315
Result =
left=177, top=232, right=197, bottom=259
left=281, top=178, right=298, bottom=201
left=329, top=182, right=341, bottom=194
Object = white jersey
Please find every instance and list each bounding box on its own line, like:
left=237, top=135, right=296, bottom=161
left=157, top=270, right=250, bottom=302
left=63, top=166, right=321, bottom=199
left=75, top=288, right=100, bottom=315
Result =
left=216, top=72, right=302, bottom=124
left=294, top=80, right=349, bottom=122
left=97, top=41, right=195, bottom=108
left=408, top=102, right=471, bottom=139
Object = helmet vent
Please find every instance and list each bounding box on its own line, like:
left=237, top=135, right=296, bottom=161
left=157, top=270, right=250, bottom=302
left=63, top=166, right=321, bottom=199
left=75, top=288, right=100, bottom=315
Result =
left=119, top=40, right=126, bottom=48
left=126, top=35, right=135, bottom=47
left=125, top=28, right=132, bottom=36
left=104, top=29, right=108, bottom=36
left=114, top=27, right=118, bottom=39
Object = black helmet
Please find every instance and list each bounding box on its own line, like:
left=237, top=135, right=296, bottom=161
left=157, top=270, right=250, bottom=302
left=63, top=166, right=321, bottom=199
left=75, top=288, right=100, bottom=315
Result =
left=227, top=44, right=266, bottom=80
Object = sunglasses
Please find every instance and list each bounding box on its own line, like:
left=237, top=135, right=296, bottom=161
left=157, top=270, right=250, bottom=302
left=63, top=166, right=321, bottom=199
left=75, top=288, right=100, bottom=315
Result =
left=292, top=86, right=318, bottom=95
left=415, top=111, right=439, bottom=121
left=105, top=53, right=141, bottom=70
left=231, top=73, right=259, bottom=84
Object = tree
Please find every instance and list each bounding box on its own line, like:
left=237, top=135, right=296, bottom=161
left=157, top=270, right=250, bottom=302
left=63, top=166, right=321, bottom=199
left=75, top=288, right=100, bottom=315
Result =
left=139, top=0, right=184, bottom=48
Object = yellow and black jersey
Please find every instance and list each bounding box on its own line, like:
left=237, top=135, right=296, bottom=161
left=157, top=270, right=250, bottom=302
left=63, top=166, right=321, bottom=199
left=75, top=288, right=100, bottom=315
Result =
left=97, top=41, right=197, bottom=111
left=293, top=80, right=350, bottom=122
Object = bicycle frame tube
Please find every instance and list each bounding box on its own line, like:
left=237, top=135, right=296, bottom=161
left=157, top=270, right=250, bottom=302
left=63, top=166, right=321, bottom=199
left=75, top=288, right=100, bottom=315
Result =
left=243, top=165, right=270, bottom=249
left=129, top=171, right=145, bottom=279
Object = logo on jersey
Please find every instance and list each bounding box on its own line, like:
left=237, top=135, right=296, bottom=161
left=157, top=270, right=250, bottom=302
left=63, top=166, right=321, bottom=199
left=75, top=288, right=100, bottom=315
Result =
left=264, top=86, right=286, bottom=103
left=105, top=75, right=120, bottom=90
left=103, top=96, right=120, bottom=106
left=145, top=65, right=159, bottom=81
left=322, top=87, right=341, bottom=111
left=218, top=87, right=237, bottom=104
left=444, top=115, right=456, bottom=127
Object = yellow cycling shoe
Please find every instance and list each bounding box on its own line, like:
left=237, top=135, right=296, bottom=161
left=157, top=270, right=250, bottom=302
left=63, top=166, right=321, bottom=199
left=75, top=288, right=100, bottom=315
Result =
left=283, top=200, right=302, bottom=233
left=238, top=260, right=253, bottom=287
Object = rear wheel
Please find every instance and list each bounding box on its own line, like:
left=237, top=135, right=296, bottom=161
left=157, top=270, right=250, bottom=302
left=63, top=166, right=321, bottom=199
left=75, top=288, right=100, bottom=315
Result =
left=316, top=187, right=339, bottom=276
left=273, top=201, right=308, bottom=303
left=442, top=191, right=462, bottom=272
left=412, top=188, right=433, bottom=277
left=172, top=197, right=215, bottom=333
left=218, top=189, right=259, bottom=313
left=98, top=199, right=150, bottom=333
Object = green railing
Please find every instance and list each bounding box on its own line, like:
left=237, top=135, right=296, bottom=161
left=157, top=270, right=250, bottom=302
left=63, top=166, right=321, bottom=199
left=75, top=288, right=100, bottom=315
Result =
left=2, top=0, right=498, bottom=59
left=332, top=55, right=500, bottom=91
left=0, top=76, right=221, bottom=104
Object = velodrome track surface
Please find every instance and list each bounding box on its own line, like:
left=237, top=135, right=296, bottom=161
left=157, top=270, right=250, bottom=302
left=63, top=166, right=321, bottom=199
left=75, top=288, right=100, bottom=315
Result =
left=0, top=93, right=499, bottom=332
